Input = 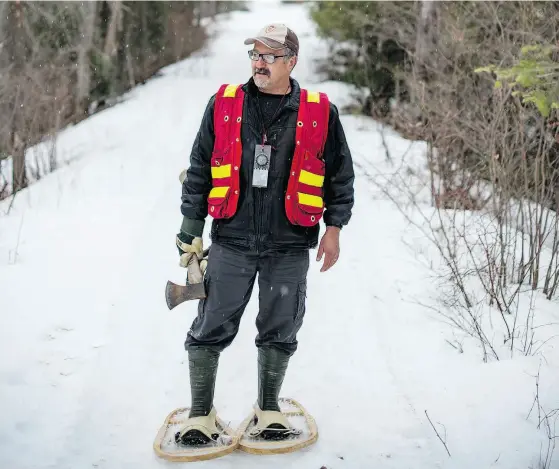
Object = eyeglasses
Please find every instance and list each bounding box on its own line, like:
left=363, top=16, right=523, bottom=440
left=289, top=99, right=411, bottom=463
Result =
left=248, top=50, right=286, bottom=64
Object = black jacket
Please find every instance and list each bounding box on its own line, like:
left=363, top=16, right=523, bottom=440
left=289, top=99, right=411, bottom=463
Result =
left=180, top=77, right=355, bottom=252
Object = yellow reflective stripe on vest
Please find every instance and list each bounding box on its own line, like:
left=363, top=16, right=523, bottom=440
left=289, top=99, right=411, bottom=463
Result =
left=298, top=192, right=323, bottom=208
left=211, top=164, right=231, bottom=179
left=209, top=186, right=229, bottom=199
left=223, top=84, right=239, bottom=98
left=307, top=91, right=320, bottom=103
left=299, top=169, right=324, bottom=187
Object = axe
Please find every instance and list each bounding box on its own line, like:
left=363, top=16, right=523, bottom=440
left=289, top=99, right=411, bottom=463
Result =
left=165, top=247, right=210, bottom=310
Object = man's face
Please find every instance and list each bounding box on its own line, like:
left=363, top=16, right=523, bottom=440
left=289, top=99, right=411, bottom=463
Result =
left=251, top=42, right=296, bottom=90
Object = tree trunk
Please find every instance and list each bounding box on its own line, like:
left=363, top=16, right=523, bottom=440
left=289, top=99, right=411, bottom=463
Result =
left=102, top=1, right=123, bottom=97
left=140, top=1, right=148, bottom=78
left=8, top=1, right=27, bottom=192
left=75, top=1, right=97, bottom=116
left=104, top=1, right=122, bottom=57
left=415, top=0, right=438, bottom=80
left=125, top=24, right=135, bottom=88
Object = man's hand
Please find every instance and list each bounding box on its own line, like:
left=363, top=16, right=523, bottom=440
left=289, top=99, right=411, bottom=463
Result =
left=176, top=234, right=203, bottom=267
left=316, top=226, right=341, bottom=272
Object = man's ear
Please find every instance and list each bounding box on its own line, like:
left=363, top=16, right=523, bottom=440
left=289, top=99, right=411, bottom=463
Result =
left=290, top=56, right=298, bottom=72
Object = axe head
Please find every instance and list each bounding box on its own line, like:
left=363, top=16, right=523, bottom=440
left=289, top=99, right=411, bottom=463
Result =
left=165, top=247, right=210, bottom=310
left=165, top=279, right=206, bottom=310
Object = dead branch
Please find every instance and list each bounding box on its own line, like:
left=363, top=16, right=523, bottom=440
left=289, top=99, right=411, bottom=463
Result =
left=425, top=410, right=451, bottom=458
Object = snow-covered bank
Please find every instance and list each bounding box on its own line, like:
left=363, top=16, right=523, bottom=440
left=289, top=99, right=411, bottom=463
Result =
left=1, top=2, right=558, bottom=468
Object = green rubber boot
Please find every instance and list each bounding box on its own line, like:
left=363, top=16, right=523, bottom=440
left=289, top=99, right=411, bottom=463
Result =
left=175, top=347, right=220, bottom=446
left=258, top=346, right=290, bottom=411
left=255, top=346, right=294, bottom=440
left=189, top=347, right=220, bottom=417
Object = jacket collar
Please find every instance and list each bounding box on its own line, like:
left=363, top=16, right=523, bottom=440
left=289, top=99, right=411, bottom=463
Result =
left=242, top=76, right=300, bottom=110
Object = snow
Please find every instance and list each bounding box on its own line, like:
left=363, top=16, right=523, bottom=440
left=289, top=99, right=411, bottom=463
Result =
left=1, top=1, right=558, bottom=468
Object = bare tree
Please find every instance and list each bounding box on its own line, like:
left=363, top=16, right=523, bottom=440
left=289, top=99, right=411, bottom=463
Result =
left=6, top=1, right=28, bottom=193
left=0, top=0, right=237, bottom=201
left=331, top=2, right=559, bottom=360
left=75, top=1, right=97, bottom=117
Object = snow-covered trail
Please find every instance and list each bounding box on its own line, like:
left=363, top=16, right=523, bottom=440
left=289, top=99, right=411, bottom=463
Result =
left=1, top=2, right=557, bottom=469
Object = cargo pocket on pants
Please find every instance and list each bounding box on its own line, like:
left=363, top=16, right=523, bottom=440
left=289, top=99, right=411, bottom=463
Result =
left=195, top=273, right=211, bottom=321
left=294, top=280, right=307, bottom=325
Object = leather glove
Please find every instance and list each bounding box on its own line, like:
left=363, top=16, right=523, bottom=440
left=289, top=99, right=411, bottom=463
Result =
left=176, top=232, right=203, bottom=268
left=179, top=169, right=187, bottom=184
left=199, top=258, right=208, bottom=275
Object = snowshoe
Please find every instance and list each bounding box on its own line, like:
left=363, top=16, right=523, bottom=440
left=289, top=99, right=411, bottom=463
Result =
left=237, top=398, right=318, bottom=454
left=153, top=406, right=239, bottom=462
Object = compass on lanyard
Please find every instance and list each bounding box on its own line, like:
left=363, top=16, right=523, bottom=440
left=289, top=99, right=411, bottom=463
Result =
left=256, top=151, right=269, bottom=169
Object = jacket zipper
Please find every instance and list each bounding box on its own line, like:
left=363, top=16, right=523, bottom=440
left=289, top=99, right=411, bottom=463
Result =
left=257, top=189, right=264, bottom=252
left=254, top=186, right=266, bottom=252
left=254, top=187, right=260, bottom=252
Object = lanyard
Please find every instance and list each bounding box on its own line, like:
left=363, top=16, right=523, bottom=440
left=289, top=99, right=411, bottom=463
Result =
left=256, top=85, right=290, bottom=145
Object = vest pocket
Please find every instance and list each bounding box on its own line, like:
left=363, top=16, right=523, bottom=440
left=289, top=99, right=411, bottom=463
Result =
left=209, top=146, right=236, bottom=218
left=208, top=186, right=231, bottom=217
left=294, top=194, right=323, bottom=223
left=211, top=147, right=228, bottom=167
left=301, top=151, right=325, bottom=179
left=286, top=151, right=325, bottom=227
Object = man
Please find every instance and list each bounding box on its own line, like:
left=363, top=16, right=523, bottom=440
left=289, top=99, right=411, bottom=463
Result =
left=174, top=23, right=354, bottom=446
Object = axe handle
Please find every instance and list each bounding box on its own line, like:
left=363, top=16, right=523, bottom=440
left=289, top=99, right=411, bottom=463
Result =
left=186, top=246, right=210, bottom=286
left=187, top=254, right=203, bottom=285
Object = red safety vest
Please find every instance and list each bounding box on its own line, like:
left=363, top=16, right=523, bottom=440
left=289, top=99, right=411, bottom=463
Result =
left=207, top=83, right=329, bottom=227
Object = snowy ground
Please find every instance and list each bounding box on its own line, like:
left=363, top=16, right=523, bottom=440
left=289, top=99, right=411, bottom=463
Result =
left=1, top=2, right=559, bottom=469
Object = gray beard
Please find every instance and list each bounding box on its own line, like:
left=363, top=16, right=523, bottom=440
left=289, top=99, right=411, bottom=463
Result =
left=254, top=74, right=271, bottom=89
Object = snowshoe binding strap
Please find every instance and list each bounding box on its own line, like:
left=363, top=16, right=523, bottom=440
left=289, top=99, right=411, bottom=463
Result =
left=175, top=407, right=221, bottom=446
left=247, top=403, right=302, bottom=440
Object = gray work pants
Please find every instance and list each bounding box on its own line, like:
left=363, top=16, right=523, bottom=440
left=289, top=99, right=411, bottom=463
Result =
left=184, top=242, right=310, bottom=356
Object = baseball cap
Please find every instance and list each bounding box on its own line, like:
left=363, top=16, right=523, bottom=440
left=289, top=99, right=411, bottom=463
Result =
left=244, top=23, right=299, bottom=55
